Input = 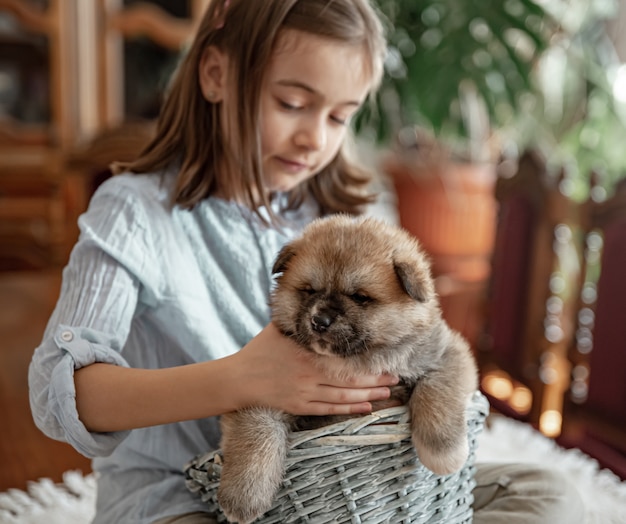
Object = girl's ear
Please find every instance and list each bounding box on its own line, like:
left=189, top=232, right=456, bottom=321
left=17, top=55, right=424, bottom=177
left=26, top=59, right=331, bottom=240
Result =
left=199, top=46, right=229, bottom=103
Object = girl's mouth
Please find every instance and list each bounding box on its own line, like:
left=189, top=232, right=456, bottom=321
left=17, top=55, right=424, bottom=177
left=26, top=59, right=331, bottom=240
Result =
left=275, top=156, right=309, bottom=173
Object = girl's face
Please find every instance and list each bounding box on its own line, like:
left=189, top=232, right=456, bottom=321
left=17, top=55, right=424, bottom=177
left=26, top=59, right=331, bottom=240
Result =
left=259, top=30, right=373, bottom=193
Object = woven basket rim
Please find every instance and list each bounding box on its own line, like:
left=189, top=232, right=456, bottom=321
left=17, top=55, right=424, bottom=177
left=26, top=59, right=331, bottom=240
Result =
left=289, top=391, right=487, bottom=448
left=289, top=405, right=412, bottom=448
left=184, top=391, right=490, bottom=524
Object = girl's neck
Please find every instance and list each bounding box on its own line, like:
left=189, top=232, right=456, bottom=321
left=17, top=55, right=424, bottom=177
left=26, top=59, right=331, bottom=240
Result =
left=213, top=187, right=272, bottom=210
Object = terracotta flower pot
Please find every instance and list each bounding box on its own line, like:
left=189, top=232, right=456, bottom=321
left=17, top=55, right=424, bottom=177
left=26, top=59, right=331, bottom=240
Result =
left=385, top=157, right=498, bottom=283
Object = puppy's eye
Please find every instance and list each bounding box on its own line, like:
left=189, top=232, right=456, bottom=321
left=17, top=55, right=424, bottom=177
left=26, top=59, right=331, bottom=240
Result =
left=300, top=286, right=316, bottom=295
left=350, top=293, right=371, bottom=305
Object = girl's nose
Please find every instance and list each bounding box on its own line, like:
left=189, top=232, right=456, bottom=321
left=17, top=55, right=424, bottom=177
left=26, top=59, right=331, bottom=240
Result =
left=295, top=116, right=327, bottom=151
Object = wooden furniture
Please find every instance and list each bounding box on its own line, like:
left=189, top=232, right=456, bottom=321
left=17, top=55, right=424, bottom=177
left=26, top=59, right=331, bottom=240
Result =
left=0, top=1, right=209, bottom=269
left=0, top=0, right=80, bottom=269
left=86, top=0, right=209, bottom=131
left=476, top=151, right=580, bottom=433
left=558, top=177, right=626, bottom=480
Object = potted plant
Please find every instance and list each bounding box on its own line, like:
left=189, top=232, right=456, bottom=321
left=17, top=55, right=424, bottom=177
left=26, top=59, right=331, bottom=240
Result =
left=355, top=0, right=556, bottom=288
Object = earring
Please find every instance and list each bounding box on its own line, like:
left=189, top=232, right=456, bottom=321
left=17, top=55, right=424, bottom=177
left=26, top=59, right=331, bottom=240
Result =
left=206, top=90, right=217, bottom=102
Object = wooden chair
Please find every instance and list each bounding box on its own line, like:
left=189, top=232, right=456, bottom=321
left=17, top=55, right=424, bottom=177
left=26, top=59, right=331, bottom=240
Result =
left=558, top=176, right=626, bottom=479
left=476, top=151, right=580, bottom=431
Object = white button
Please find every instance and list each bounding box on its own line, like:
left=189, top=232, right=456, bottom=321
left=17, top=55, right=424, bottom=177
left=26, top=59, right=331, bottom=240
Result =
left=60, top=330, right=74, bottom=342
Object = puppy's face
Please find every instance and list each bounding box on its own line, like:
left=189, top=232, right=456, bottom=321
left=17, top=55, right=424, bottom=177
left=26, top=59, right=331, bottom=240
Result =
left=270, top=216, right=439, bottom=372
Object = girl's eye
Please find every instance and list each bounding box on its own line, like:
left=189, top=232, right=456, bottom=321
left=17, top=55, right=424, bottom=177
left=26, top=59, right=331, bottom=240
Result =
left=279, top=100, right=302, bottom=111
left=350, top=293, right=371, bottom=304
left=330, top=115, right=348, bottom=126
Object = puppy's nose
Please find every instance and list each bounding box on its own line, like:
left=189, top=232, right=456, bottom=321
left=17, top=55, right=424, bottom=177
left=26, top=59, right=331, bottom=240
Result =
left=311, top=312, right=334, bottom=333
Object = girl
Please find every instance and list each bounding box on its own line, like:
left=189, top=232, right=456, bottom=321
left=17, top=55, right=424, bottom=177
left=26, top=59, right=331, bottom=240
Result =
left=29, top=1, right=582, bottom=523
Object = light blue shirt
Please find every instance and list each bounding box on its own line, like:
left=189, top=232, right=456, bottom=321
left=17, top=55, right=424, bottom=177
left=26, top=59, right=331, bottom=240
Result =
left=28, top=169, right=319, bottom=523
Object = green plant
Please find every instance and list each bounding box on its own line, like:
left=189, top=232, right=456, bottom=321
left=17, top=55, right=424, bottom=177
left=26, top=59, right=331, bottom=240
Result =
left=357, top=0, right=556, bottom=162
left=513, top=0, right=626, bottom=200
left=355, top=0, right=626, bottom=198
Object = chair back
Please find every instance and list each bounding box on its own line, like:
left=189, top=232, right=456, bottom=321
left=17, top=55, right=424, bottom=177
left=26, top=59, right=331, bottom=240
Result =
left=478, top=151, right=580, bottom=427
left=561, top=177, right=626, bottom=475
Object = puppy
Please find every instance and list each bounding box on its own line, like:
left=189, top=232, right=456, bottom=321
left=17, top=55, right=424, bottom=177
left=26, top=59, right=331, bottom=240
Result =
left=217, top=215, right=478, bottom=524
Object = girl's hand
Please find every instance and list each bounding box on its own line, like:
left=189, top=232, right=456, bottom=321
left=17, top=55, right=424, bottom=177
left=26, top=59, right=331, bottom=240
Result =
left=229, top=323, right=398, bottom=416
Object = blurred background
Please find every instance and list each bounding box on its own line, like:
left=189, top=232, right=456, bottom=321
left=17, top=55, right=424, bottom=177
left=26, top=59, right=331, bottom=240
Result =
left=1, top=0, right=625, bottom=491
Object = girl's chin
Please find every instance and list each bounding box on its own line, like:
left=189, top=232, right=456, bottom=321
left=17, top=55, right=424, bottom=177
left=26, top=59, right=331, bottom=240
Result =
left=264, top=173, right=313, bottom=193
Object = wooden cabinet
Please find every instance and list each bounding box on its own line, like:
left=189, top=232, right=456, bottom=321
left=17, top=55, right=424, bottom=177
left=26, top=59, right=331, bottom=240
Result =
left=0, top=0, right=209, bottom=269
left=0, top=0, right=78, bottom=269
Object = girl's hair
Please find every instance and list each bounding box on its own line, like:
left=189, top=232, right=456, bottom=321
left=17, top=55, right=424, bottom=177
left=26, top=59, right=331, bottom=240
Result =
left=114, top=0, right=387, bottom=220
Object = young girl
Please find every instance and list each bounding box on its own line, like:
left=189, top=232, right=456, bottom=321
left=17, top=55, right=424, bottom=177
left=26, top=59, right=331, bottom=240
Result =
left=29, top=1, right=582, bottom=523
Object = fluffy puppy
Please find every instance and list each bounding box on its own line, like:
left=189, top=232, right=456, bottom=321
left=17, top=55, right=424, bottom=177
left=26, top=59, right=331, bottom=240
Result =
left=217, top=215, right=478, bottom=524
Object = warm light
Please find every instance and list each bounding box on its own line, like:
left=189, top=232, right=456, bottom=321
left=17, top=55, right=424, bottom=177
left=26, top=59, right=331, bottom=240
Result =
left=509, top=386, right=532, bottom=414
left=539, top=409, right=562, bottom=437
left=482, top=372, right=513, bottom=400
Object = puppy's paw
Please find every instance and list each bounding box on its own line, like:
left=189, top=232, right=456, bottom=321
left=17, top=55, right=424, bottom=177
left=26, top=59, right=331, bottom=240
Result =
left=414, top=435, right=469, bottom=476
left=218, top=479, right=273, bottom=524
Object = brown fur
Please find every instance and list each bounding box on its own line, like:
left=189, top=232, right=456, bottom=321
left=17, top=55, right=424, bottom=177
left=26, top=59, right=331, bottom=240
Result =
left=217, top=215, right=478, bottom=523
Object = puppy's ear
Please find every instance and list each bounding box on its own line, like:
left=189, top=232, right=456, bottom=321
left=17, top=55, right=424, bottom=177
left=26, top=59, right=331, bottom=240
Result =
left=272, top=244, right=297, bottom=275
left=394, top=261, right=434, bottom=303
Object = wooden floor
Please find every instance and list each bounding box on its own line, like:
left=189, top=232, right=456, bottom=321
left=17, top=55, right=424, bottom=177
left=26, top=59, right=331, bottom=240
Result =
left=0, top=268, right=92, bottom=492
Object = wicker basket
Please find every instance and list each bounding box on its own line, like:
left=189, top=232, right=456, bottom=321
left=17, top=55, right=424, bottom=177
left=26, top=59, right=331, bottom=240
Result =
left=184, top=391, right=489, bottom=523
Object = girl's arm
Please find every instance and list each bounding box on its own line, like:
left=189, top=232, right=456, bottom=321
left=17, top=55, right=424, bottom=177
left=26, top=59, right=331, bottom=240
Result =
left=75, top=323, right=397, bottom=432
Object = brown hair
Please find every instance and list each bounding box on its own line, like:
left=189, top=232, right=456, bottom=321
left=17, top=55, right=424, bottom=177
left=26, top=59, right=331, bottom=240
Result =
left=114, top=0, right=387, bottom=221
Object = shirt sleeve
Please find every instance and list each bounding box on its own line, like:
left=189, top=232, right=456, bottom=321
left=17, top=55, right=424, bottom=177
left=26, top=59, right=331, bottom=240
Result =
left=28, top=178, right=160, bottom=458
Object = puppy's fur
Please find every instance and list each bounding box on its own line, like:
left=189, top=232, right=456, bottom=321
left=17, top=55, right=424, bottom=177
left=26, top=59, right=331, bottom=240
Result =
left=217, top=215, right=478, bottom=524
